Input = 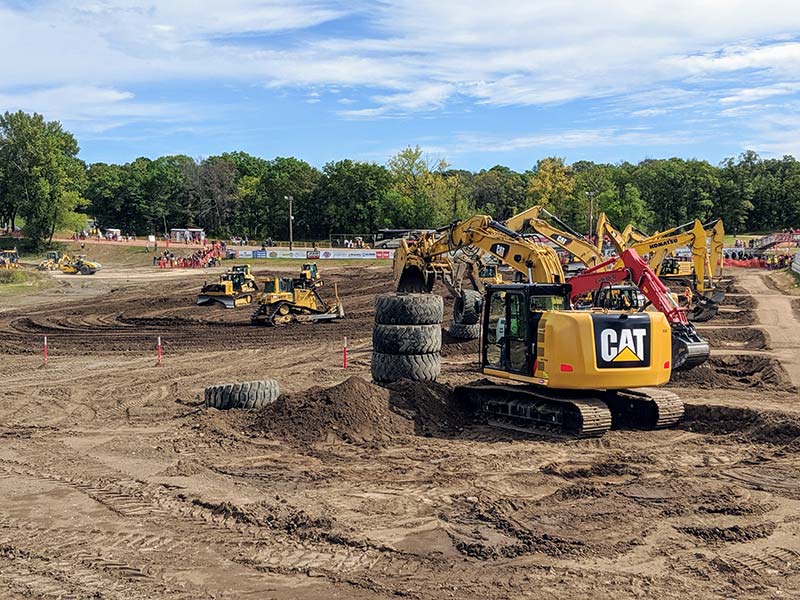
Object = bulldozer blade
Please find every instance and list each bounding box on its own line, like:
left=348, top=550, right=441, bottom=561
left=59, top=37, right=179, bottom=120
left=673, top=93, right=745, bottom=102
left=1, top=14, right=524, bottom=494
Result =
left=671, top=323, right=710, bottom=372
left=197, top=295, right=236, bottom=309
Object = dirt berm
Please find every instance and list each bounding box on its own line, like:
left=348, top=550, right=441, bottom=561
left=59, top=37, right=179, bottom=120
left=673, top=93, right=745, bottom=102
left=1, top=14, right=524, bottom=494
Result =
left=670, top=355, right=795, bottom=391
left=246, top=376, right=468, bottom=447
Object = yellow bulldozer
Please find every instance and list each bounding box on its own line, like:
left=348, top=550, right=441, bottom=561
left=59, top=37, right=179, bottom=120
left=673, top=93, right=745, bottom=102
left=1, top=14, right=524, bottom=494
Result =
left=197, top=264, right=259, bottom=308
left=250, top=263, right=344, bottom=326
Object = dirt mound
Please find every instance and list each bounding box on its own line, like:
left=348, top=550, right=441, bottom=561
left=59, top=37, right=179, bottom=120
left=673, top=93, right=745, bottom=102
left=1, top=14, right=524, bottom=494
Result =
left=682, top=404, right=800, bottom=444
left=384, top=379, right=468, bottom=436
left=249, top=376, right=413, bottom=447
left=713, top=309, right=757, bottom=324
left=670, top=355, right=793, bottom=391
left=721, top=295, right=756, bottom=309
left=701, top=327, right=769, bottom=350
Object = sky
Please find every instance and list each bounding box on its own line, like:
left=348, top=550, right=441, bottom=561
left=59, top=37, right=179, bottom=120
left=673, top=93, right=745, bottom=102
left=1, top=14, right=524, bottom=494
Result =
left=1, top=0, right=799, bottom=170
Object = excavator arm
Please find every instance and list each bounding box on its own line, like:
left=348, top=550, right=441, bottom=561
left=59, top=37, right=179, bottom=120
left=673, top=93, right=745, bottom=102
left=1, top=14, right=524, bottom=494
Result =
left=571, top=249, right=710, bottom=371
left=595, top=212, right=627, bottom=255
left=394, top=215, right=565, bottom=293
left=504, top=206, right=605, bottom=268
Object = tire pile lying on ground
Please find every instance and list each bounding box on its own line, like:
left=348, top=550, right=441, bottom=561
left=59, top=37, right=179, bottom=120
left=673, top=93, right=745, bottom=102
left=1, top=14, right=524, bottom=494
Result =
left=371, top=294, right=443, bottom=382
left=205, top=379, right=281, bottom=410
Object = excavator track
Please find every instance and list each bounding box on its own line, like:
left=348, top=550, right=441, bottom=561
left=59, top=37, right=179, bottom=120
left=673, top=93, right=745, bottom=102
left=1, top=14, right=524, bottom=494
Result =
left=604, top=387, right=685, bottom=429
left=455, top=382, right=685, bottom=438
left=454, top=382, right=613, bottom=438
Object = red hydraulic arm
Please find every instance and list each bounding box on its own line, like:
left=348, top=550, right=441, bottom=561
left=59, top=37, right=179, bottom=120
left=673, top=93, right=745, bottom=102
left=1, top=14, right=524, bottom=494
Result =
left=568, top=248, right=689, bottom=326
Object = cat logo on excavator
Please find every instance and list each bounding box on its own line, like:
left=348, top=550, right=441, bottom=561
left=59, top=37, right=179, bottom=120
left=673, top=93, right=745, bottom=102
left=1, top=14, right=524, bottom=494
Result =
left=593, top=314, right=651, bottom=368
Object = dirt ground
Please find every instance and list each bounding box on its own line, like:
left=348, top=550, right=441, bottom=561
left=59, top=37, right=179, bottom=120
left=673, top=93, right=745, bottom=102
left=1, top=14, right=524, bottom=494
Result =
left=2, top=260, right=800, bottom=599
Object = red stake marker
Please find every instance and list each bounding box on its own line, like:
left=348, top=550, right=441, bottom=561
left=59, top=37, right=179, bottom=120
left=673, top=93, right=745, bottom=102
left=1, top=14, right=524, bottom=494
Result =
left=343, top=336, right=348, bottom=369
left=43, top=336, right=48, bottom=366
left=157, top=336, right=163, bottom=366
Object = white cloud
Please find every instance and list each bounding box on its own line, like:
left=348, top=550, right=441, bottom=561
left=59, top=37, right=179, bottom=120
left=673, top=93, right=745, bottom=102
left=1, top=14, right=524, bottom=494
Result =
left=1, top=0, right=800, bottom=139
left=720, top=83, right=800, bottom=104
left=448, top=128, right=694, bottom=154
left=0, top=85, right=193, bottom=133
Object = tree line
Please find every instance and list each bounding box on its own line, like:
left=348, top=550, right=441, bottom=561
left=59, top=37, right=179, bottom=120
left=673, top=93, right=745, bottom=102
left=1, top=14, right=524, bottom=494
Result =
left=1, top=110, right=798, bottom=248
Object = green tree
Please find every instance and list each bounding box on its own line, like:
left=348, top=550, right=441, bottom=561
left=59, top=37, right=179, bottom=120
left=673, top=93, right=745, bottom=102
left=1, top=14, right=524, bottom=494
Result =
left=471, top=165, right=527, bottom=219
left=526, top=157, right=576, bottom=223
left=0, top=111, right=87, bottom=247
left=312, top=159, right=394, bottom=236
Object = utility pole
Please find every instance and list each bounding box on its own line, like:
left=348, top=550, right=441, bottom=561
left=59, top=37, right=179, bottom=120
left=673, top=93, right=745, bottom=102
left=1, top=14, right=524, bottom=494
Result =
left=285, top=195, right=294, bottom=250
left=586, top=191, right=594, bottom=240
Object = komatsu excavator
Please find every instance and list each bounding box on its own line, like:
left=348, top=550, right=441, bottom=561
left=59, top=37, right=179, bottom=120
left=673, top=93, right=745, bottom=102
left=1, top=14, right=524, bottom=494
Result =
left=392, top=215, right=709, bottom=437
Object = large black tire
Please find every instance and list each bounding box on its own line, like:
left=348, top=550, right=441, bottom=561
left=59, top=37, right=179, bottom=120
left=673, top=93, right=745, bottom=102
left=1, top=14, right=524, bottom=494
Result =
left=374, top=294, right=443, bottom=325
left=371, top=352, right=441, bottom=382
left=454, top=290, right=482, bottom=325
left=373, top=323, right=441, bottom=354
left=80, top=265, right=91, bottom=275
left=204, top=379, right=280, bottom=410
left=448, top=321, right=481, bottom=340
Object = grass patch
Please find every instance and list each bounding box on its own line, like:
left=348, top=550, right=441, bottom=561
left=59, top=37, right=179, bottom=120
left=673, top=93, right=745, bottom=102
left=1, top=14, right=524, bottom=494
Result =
left=0, top=269, right=52, bottom=296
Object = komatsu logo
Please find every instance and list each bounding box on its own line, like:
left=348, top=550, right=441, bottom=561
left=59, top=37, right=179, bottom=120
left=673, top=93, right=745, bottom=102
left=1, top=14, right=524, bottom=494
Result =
left=592, top=314, right=651, bottom=368
left=600, top=328, right=646, bottom=362
left=648, top=237, right=678, bottom=250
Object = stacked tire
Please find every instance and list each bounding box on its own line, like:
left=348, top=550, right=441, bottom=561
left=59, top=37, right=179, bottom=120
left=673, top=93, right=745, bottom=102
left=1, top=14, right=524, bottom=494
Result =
left=204, top=379, right=280, bottom=410
left=448, top=289, right=482, bottom=340
left=371, top=294, right=443, bottom=382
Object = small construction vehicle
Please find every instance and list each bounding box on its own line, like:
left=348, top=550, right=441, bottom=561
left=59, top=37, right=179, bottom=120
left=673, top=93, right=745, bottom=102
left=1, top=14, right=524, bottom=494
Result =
left=197, top=264, right=259, bottom=308
left=0, top=249, right=19, bottom=269
left=297, top=262, right=322, bottom=288
left=250, top=277, right=344, bottom=326
left=60, top=255, right=102, bottom=275
left=38, top=251, right=67, bottom=271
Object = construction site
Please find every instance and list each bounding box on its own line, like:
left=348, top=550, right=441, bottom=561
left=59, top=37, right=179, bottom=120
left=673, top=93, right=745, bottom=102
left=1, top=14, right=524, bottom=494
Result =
left=1, top=212, right=800, bottom=600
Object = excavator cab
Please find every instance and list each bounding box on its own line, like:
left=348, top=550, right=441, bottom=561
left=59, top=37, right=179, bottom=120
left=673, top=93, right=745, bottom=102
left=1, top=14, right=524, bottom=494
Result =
left=484, top=284, right=569, bottom=376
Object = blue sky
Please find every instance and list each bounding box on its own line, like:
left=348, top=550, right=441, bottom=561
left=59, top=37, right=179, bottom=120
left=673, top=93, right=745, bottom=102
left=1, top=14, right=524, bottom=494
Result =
left=1, top=0, right=799, bottom=170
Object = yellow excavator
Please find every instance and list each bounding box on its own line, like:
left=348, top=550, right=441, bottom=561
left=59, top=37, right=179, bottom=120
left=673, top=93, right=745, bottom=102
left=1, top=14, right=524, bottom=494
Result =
left=390, top=215, right=708, bottom=437
left=507, top=207, right=723, bottom=321
left=250, top=263, right=344, bottom=326
left=197, top=264, right=259, bottom=308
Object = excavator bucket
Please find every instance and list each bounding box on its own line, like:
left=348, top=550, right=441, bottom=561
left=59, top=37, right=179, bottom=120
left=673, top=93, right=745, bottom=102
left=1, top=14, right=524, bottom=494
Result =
left=687, top=296, right=719, bottom=323
left=671, top=323, right=710, bottom=372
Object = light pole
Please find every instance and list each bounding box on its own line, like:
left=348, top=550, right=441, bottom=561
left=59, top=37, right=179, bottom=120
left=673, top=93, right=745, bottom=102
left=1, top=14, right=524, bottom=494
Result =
left=284, top=195, right=294, bottom=250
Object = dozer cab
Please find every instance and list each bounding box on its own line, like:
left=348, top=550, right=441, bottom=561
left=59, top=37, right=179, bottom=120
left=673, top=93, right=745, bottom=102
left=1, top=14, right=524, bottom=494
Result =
left=251, top=274, right=344, bottom=326
left=197, top=264, right=259, bottom=308
left=60, top=255, right=101, bottom=275
left=296, top=262, right=322, bottom=288
left=0, top=249, right=19, bottom=269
